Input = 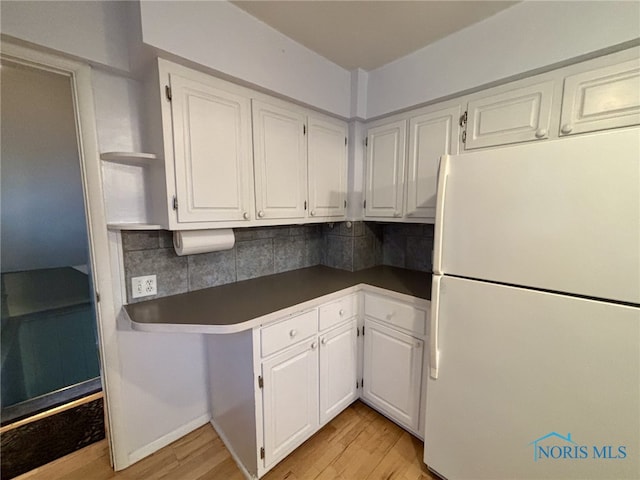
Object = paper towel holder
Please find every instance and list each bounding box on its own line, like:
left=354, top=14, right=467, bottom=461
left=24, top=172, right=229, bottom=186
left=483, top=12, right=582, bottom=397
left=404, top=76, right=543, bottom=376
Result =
left=173, top=229, right=235, bottom=256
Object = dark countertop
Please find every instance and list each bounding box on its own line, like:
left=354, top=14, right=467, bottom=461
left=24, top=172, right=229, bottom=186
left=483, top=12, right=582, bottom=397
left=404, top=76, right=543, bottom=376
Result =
left=126, top=265, right=431, bottom=332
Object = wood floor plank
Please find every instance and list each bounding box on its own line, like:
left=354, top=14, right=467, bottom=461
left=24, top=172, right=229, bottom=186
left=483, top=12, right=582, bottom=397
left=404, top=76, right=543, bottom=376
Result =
left=14, top=401, right=432, bottom=480
left=330, top=409, right=404, bottom=479
left=119, top=445, right=179, bottom=480
left=13, top=440, right=111, bottom=480
left=196, top=457, right=245, bottom=480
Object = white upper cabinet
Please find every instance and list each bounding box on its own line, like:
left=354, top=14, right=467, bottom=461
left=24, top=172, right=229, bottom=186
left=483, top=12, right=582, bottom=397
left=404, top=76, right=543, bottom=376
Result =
left=169, top=73, right=254, bottom=223
left=307, top=115, right=347, bottom=218
left=406, top=105, right=460, bottom=219
left=252, top=100, right=307, bottom=221
left=560, top=58, right=640, bottom=136
left=138, top=49, right=637, bottom=229
left=464, top=81, right=555, bottom=150
left=364, top=119, right=407, bottom=218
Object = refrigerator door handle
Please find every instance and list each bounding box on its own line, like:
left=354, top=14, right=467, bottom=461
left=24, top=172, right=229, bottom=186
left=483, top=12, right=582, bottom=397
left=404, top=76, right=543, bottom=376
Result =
left=430, top=275, right=441, bottom=379
left=432, top=155, right=450, bottom=275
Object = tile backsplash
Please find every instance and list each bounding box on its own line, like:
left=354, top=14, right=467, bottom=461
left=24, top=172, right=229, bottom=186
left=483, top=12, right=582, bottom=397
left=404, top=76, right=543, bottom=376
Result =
left=121, top=221, right=433, bottom=303
left=322, top=222, right=383, bottom=272
left=122, top=225, right=323, bottom=303
left=381, top=223, right=434, bottom=272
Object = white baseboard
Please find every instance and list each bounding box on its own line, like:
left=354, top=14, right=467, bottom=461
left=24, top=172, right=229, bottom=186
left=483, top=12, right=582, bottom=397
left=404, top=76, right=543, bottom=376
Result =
left=126, top=413, right=211, bottom=466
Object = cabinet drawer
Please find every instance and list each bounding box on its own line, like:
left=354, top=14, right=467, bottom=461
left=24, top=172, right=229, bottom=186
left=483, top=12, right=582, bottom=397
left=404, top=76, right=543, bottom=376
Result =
left=261, top=310, right=318, bottom=357
left=364, top=293, right=426, bottom=336
left=318, top=294, right=357, bottom=331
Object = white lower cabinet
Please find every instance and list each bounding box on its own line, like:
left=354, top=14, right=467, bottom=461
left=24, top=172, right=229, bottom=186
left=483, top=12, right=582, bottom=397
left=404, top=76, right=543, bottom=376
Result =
left=262, top=339, right=319, bottom=469
left=319, top=319, right=358, bottom=425
left=260, top=304, right=358, bottom=471
left=206, top=290, right=428, bottom=479
left=362, top=318, right=423, bottom=433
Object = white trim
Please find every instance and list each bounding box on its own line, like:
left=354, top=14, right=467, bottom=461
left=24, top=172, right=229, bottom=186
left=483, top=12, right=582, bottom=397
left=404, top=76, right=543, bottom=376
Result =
left=108, top=230, right=127, bottom=310
left=128, top=414, right=211, bottom=465
left=210, top=418, right=257, bottom=480
left=0, top=40, right=127, bottom=469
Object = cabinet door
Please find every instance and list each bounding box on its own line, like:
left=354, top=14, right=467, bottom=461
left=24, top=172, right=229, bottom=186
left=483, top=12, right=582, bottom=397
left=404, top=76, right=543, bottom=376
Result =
left=319, top=320, right=358, bottom=425
left=560, top=58, right=640, bottom=136
left=252, top=100, right=307, bottom=220
left=406, top=106, right=460, bottom=219
left=364, top=120, right=407, bottom=218
left=169, top=74, right=253, bottom=222
left=308, top=116, right=347, bottom=218
left=362, top=318, right=423, bottom=432
left=465, top=81, right=555, bottom=150
left=262, top=340, right=319, bottom=469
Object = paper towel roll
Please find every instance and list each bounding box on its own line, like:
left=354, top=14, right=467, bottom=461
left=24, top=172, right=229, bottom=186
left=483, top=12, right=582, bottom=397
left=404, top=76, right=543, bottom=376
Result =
left=173, top=229, right=235, bottom=256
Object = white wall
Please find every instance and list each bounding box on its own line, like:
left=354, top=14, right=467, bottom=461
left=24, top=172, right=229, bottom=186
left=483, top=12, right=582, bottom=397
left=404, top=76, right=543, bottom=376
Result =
left=0, top=63, right=89, bottom=272
left=350, top=69, right=368, bottom=120
left=366, top=1, right=640, bottom=118
left=139, top=0, right=352, bottom=118
left=93, top=72, right=210, bottom=464
left=115, top=326, right=209, bottom=463
left=92, top=71, right=150, bottom=225
left=0, top=0, right=134, bottom=72
left=2, top=3, right=212, bottom=468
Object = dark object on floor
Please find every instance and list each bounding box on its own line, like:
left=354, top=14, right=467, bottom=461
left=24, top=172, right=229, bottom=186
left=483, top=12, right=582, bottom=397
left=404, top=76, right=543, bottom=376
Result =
left=0, top=397, right=105, bottom=479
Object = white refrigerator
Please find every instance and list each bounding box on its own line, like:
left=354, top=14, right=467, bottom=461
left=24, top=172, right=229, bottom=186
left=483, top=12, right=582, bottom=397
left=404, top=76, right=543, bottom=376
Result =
left=424, top=128, right=640, bottom=480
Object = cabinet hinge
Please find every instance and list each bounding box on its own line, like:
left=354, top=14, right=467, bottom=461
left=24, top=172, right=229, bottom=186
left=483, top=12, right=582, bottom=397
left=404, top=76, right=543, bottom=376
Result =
left=361, top=379, right=364, bottom=388
left=462, top=130, right=467, bottom=144
left=344, top=200, right=347, bottom=208
left=95, top=292, right=100, bottom=303
left=260, top=447, right=265, bottom=459
left=172, top=196, right=178, bottom=210
left=459, top=111, right=467, bottom=127
left=303, top=124, right=306, bottom=135
left=258, top=375, right=263, bottom=388
left=165, top=85, right=172, bottom=101
left=345, top=136, right=347, bottom=146
left=363, top=200, right=367, bottom=209
left=356, top=380, right=359, bottom=389
left=362, top=325, right=365, bottom=336
left=304, top=200, right=307, bottom=210
left=364, top=136, right=368, bottom=147
left=356, top=327, right=360, bottom=337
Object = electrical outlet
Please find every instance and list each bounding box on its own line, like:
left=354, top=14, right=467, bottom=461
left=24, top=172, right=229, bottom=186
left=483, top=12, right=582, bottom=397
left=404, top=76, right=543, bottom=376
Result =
left=131, top=275, right=157, bottom=299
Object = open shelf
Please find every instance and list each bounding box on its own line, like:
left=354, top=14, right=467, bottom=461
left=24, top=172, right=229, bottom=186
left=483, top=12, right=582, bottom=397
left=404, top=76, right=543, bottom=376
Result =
left=100, top=152, right=158, bottom=166
left=107, top=223, right=163, bottom=231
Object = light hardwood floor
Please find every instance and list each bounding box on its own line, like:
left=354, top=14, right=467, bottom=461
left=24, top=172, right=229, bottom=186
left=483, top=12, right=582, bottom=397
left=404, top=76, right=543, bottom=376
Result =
left=16, top=401, right=437, bottom=480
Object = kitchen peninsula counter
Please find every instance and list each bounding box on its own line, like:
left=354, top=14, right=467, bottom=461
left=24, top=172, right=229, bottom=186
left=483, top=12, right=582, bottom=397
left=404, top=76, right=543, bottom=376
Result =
left=125, top=265, right=431, bottom=334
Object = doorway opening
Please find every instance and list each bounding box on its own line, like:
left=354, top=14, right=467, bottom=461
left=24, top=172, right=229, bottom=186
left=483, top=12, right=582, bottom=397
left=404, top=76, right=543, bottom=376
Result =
left=1, top=57, right=105, bottom=479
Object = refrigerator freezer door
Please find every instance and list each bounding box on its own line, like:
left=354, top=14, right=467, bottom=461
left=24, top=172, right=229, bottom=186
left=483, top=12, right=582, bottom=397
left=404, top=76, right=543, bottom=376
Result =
left=424, top=276, right=640, bottom=480
left=434, top=128, right=640, bottom=304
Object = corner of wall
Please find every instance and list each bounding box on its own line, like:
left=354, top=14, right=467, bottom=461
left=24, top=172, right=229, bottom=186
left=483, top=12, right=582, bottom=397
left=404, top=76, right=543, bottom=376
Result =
left=350, top=68, right=368, bottom=120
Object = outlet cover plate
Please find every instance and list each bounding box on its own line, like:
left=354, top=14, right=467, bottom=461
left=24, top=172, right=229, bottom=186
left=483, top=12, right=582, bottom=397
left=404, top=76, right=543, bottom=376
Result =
left=131, top=275, right=157, bottom=299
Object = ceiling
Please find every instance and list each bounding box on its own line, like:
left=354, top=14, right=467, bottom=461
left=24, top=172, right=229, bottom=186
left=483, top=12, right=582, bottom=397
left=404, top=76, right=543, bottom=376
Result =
left=231, top=1, right=518, bottom=71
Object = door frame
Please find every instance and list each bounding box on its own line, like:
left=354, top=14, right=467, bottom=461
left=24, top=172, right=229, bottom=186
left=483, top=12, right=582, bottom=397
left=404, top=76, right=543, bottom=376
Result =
left=0, top=40, right=126, bottom=468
